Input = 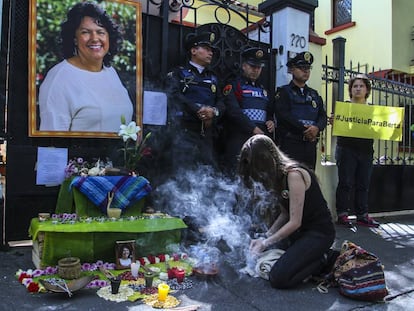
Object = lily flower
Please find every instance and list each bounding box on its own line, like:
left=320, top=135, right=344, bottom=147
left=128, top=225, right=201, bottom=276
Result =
left=118, top=121, right=140, bottom=142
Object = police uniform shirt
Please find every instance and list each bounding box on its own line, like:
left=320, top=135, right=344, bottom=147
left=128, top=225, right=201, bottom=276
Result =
left=275, top=81, right=327, bottom=137
left=224, top=76, right=273, bottom=134
left=166, top=62, right=224, bottom=124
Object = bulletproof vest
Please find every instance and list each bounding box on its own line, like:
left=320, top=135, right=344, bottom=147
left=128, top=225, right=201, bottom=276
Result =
left=180, top=68, right=218, bottom=107
left=235, top=79, right=269, bottom=124
left=282, top=85, right=320, bottom=126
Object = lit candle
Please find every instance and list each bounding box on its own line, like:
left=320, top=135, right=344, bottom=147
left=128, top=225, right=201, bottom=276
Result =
left=175, top=268, right=185, bottom=283
left=130, top=262, right=140, bottom=277
left=158, top=283, right=170, bottom=302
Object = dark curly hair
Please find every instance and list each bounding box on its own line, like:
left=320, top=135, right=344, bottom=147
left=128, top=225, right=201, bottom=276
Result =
left=61, top=1, right=122, bottom=66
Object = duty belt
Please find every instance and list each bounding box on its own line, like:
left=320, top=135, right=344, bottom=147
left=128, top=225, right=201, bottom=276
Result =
left=285, top=132, right=319, bottom=142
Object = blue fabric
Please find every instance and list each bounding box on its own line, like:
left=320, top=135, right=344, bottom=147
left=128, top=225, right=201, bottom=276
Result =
left=235, top=78, right=269, bottom=124
left=179, top=67, right=218, bottom=109
left=280, top=83, right=322, bottom=127
left=70, top=176, right=152, bottom=214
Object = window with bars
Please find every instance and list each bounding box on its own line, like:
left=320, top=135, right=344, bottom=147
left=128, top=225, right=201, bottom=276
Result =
left=333, top=0, right=352, bottom=28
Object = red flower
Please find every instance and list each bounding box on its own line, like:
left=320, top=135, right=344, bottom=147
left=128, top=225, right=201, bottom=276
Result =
left=27, top=282, right=40, bottom=293
left=138, top=257, right=145, bottom=266
left=147, top=255, right=156, bottom=264
left=172, top=254, right=180, bottom=261
left=18, top=273, right=31, bottom=283
left=158, top=254, right=165, bottom=262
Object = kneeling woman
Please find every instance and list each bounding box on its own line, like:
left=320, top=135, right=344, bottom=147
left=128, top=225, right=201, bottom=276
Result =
left=239, top=135, right=335, bottom=289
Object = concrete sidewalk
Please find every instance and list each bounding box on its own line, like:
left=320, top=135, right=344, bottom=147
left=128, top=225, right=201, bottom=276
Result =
left=1, top=214, right=413, bottom=311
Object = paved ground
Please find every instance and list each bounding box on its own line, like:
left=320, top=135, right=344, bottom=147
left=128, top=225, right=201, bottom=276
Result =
left=1, top=214, right=413, bottom=311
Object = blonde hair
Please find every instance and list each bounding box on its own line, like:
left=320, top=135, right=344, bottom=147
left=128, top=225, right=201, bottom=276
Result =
left=238, top=134, right=297, bottom=193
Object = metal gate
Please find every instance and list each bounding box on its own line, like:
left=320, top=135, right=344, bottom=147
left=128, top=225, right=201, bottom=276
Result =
left=321, top=45, right=414, bottom=213
left=141, top=0, right=271, bottom=87
left=322, top=61, right=414, bottom=166
left=0, top=0, right=271, bottom=242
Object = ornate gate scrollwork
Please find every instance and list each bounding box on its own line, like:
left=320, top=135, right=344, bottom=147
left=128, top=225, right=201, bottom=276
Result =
left=196, top=23, right=250, bottom=82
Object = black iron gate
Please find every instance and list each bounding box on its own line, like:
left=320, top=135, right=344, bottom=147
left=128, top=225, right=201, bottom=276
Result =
left=0, top=0, right=271, bottom=242
left=322, top=55, right=414, bottom=213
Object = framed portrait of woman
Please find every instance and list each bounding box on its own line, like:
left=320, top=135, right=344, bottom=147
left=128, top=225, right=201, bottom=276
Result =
left=28, top=0, right=143, bottom=138
left=115, top=240, right=136, bottom=270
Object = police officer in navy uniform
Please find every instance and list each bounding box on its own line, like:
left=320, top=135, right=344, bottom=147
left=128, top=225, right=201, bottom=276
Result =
left=221, top=47, right=275, bottom=175
left=166, top=32, right=225, bottom=170
left=275, top=51, right=327, bottom=170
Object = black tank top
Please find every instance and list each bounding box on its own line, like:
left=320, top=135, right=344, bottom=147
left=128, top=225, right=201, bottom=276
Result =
left=281, top=168, right=335, bottom=236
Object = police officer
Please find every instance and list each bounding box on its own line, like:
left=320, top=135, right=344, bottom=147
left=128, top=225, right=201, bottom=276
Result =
left=166, top=32, right=225, bottom=170
left=275, top=51, right=327, bottom=169
left=221, top=47, right=275, bottom=175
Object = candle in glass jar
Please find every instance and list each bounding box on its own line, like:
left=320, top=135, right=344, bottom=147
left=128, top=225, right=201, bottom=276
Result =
left=175, top=268, right=185, bottom=283
left=158, top=283, right=170, bottom=302
left=130, top=262, right=140, bottom=277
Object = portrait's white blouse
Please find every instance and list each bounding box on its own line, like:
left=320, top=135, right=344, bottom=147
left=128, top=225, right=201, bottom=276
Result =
left=39, top=60, right=133, bottom=132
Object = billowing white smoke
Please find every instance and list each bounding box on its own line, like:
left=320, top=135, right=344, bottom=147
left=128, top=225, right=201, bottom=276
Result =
left=153, top=165, right=277, bottom=270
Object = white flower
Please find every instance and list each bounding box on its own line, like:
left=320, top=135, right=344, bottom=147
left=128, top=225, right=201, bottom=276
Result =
left=88, top=167, right=100, bottom=176
left=118, top=121, right=140, bottom=142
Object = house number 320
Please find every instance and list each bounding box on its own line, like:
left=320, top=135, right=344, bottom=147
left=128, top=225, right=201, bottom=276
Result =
left=290, top=33, right=306, bottom=48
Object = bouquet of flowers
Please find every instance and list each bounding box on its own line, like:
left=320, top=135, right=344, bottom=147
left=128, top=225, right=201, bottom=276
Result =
left=118, top=116, right=151, bottom=173
left=64, top=157, right=93, bottom=178
left=64, top=157, right=113, bottom=179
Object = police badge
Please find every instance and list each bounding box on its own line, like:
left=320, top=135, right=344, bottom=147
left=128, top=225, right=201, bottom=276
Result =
left=211, top=84, right=216, bottom=93
left=209, top=33, right=215, bottom=43
left=223, top=84, right=232, bottom=96
left=312, top=100, right=317, bottom=108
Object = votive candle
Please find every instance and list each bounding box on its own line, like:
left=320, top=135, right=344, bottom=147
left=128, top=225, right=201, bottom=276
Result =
left=158, top=283, right=170, bottom=302
left=130, top=262, right=140, bottom=277
left=175, top=268, right=185, bottom=283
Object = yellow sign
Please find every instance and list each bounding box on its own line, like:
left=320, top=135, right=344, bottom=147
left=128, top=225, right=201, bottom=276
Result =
left=332, top=101, right=404, bottom=141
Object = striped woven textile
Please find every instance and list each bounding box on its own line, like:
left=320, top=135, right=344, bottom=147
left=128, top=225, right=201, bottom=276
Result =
left=70, top=176, right=152, bottom=213
left=333, top=241, right=388, bottom=301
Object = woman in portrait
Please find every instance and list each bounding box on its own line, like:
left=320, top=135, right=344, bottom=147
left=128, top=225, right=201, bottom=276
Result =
left=117, top=245, right=133, bottom=269
left=38, top=1, right=133, bottom=132
left=239, top=134, right=336, bottom=289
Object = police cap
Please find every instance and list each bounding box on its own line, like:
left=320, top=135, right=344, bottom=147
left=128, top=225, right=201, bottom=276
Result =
left=242, top=47, right=268, bottom=67
left=184, top=32, right=216, bottom=51
left=286, top=51, right=314, bottom=68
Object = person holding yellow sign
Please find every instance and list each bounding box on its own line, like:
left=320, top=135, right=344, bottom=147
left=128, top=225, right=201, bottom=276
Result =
left=335, top=74, right=380, bottom=228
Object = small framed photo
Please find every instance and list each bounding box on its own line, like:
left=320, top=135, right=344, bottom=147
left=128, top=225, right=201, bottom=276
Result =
left=115, top=240, right=136, bottom=270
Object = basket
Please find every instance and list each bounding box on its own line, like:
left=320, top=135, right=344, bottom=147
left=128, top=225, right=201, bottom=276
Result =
left=58, top=257, right=81, bottom=280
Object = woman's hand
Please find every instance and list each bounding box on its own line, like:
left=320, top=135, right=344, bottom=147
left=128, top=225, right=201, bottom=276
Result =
left=249, top=238, right=267, bottom=255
